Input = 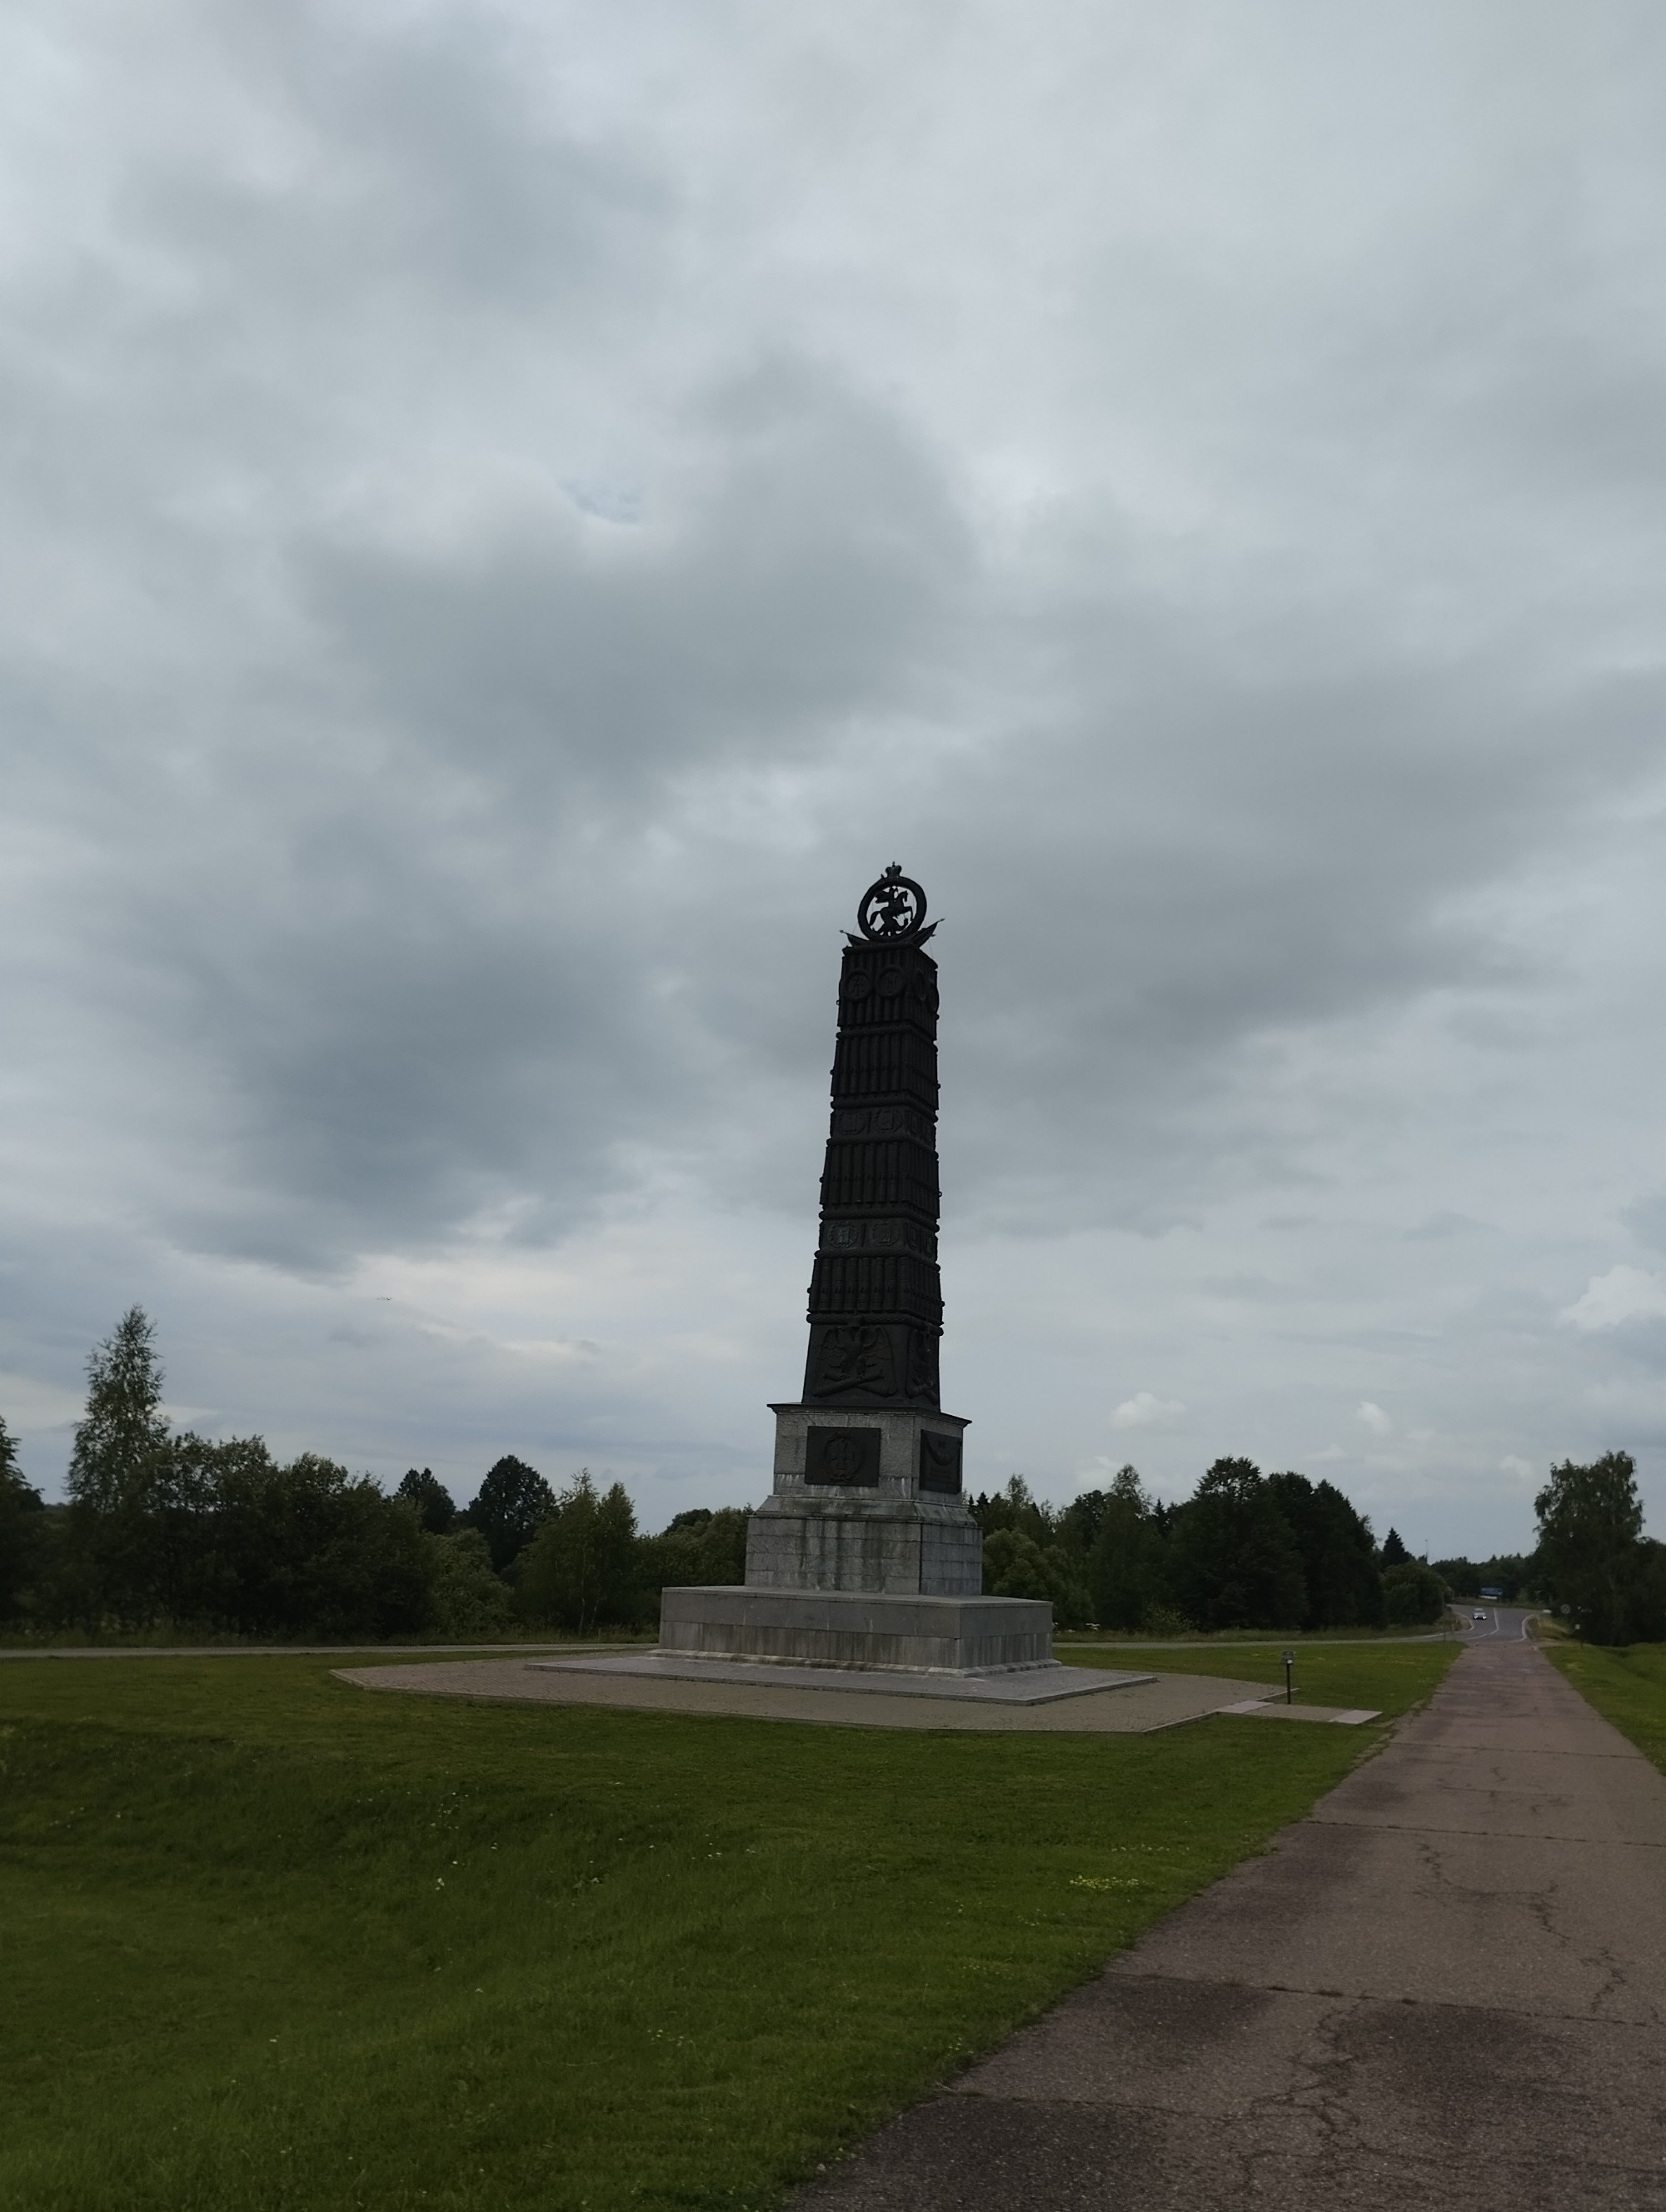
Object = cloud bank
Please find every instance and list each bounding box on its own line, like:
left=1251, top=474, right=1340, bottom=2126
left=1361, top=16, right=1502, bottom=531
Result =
left=5, top=2, right=1666, bottom=1552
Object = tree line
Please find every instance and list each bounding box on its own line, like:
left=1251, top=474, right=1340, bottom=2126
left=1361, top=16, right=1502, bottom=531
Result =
left=973, top=1460, right=1444, bottom=1632
left=0, top=1309, right=745, bottom=1640
left=973, top=1450, right=1666, bottom=1645
left=3, top=1308, right=1661, bottom=1644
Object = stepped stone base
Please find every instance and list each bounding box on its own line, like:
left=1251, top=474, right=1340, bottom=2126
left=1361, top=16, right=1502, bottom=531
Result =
left=656, top=1586, right=1053, bottom=1676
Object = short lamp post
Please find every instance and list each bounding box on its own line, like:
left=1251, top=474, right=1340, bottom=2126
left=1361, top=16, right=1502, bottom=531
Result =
left=1281, top=1650, right=1294, bottom=1706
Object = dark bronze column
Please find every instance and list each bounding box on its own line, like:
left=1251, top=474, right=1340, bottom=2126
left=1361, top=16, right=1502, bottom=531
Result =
left=801, top=866, right=944, bottom=1409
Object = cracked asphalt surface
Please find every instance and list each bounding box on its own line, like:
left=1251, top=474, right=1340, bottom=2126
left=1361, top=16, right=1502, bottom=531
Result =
left=794, top=1615, right=1666, bottom=2210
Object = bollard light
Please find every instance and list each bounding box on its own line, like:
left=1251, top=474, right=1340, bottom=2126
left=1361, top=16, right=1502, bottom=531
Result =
left=1280, top=1650, right=1294, bottom=1705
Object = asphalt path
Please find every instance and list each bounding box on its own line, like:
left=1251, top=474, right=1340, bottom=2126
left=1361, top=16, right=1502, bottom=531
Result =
left=795, top=1612, right=1666, bottom=2212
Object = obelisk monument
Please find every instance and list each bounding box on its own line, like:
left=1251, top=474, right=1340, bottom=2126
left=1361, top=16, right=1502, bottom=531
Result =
left=656, top=866, right=1055, bottom=1676
left=745, top=864, right=980, bottom=1594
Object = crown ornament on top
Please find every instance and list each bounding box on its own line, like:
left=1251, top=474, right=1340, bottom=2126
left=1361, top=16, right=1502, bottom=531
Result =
left=854, top=864, right=935, bottom=944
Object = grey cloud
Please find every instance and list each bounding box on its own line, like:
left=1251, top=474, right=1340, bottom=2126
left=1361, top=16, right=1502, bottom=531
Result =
left=1404, top=1213, right=1497, bottom=1243
left=131, top=363, right=972, bottom=1265
left=922, top=644, right=1662, bottom=1235
left=6, top=2, right=1666, bottom=1551
left=303, top=358, right=973, bottom=799
left=1196, top=1274, right=1296, bottom=1303
left=1624, top=1197, right=1666, bottom=1253
left=137, top=3, right=671, bottom=312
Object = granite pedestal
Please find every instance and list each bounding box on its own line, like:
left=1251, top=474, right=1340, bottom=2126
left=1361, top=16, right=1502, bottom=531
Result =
left=658, top=1586, right=1053, bottom=1675
left=744, top=1403, right=981, bottom=1597
left=651, top=1398, right=1035, bottom=1679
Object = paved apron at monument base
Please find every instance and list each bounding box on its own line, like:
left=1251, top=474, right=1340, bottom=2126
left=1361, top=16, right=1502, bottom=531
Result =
left=341, top=1657, right=1375, bottom=1732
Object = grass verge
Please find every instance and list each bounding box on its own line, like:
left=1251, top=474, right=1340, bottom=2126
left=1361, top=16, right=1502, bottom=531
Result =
left=1, top=1643, right=1454, bottom=2212
left=0, top=1632, right=653, bottom=1652
left=1063, top=1637, right=1457, bottom=1716
left=1055, top=1624, right=1454, bottom=1647
left=1544, top=1641, right=1666, bottom=1772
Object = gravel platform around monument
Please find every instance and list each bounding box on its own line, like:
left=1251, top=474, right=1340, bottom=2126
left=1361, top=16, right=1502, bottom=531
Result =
left=335, top=1654, right=1341, bottom=1731
left=790, top=1617, right=1666, bottom=2212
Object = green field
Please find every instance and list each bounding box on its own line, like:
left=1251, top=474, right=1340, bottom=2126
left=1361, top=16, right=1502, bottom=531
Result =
left=1062, top=1637, right=1461, bottom=1715
left=0, top=1642, right=1456, bottom=2212
left=1057, top=1623, right=1457, bottom=1647
left=1545, top=1642, right=1666, bottom=1773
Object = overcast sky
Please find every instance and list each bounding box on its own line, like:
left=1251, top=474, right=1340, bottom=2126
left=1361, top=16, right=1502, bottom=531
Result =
left=4, top=1, right=1666, bottom=1555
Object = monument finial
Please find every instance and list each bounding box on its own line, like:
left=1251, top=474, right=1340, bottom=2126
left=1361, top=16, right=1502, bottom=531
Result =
left=855, top=864, right=932, bottom=943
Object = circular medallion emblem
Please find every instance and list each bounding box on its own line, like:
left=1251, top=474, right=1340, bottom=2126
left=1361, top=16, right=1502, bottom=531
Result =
left=857, top=864, right=927, bottom=940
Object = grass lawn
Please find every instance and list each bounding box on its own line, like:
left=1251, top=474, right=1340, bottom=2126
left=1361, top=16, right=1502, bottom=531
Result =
left=1063, top=1637, right=1458, bottom=1716
left=1056, top=1624, right=1454, bottom=1646
left=1544, top=1641, right=1666, bottom=1772
left=1, top=1642, right=1455, bottom=2212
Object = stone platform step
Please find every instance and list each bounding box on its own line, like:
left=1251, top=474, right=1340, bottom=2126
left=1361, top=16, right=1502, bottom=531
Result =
left=532, top=1652, right=1158, bottom=1706
left=657, top=1585, right=1056, bottom=1675
left=1216, top=1696, right=1382, bottom=1725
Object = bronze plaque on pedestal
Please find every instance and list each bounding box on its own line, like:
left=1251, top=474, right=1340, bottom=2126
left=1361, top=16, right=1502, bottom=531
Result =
left=918, top=1431, right=963, bottom=1494
left=804, top=1427, right=883, bottom=1487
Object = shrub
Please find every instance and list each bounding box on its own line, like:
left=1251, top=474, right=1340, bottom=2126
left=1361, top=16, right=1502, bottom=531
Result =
left=516, top=1472, right=641, bottom=1634
left=1382, top=1561, right=1447, bottom=1626
left=640, top=1507, right=751, bottom=1597
left=983, top=1529, right=1092, bottom=1627
left=426, top=1529, right=514, bottom=1637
